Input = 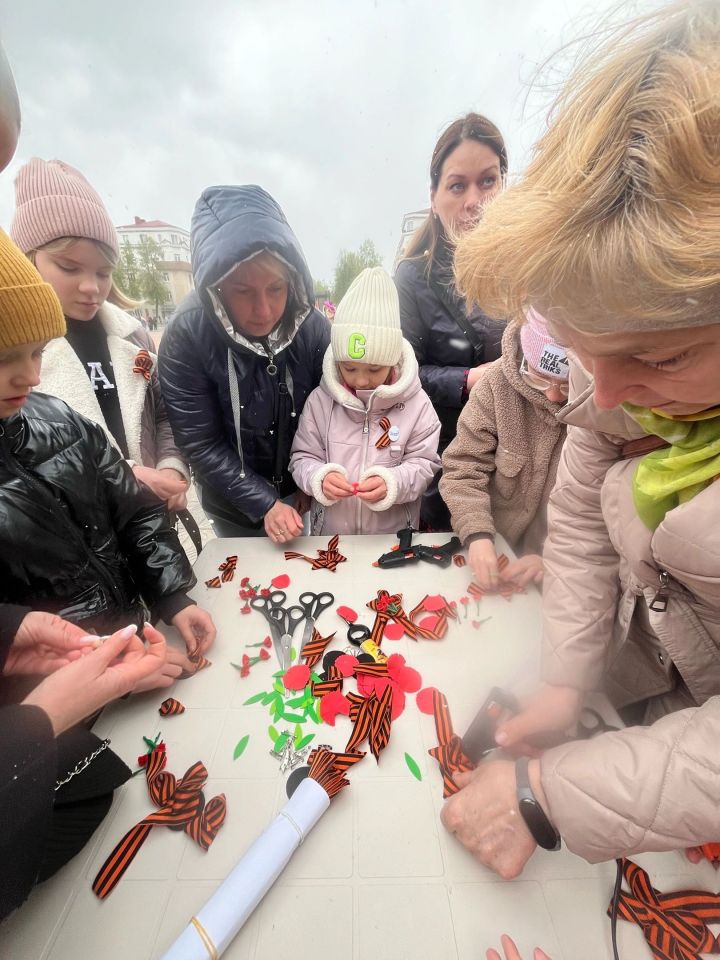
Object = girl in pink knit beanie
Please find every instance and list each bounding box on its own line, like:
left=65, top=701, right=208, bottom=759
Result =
left=10, top=158, right=192, bottom=512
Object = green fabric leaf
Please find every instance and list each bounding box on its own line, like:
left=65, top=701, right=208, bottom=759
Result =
left=274, top=733, right=289, bottom=753
left=268, top=725, right=279, bottom=743
left=272, top=702, right=283, bottom=722
left=307, top=703, right=319, bottom=724
left=233, top=735, right=250, bottom=760
left=294, top=723, right=303, bottom=745
left=282, top=712, right=306, bottom=723
left=261, top=692, right=276, bottom=706
left=310, top=672, right=322, bottom=684
left=286, top=696, right=307, bottom=708
left=404, top=752, right=422, bottom=781
left=295, top=733, right=315, bottom=750
left=273, top=681, right=285, bottom=694
left=243, top=692, right=266, bottom=705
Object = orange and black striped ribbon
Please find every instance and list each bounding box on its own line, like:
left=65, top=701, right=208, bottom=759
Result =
left=159, top=698, right=185, bottom=717
left=369, top=684, right=393, bottom=760
left=311, top=663, right=343, bottom=698
left=375, top=416, right=392, bottom=449
left=205, top=576, right=221, bottom=588
left=367, top=590, right=437, bottom=642
left=345, top=691, right=376, bottom=753
left=218, top=555, right=237, bottom=583
left=284, top=534, right=347, bottom=572
left=132, top=349, right=153, bottom=381
left=427, top=688, right=474, bottom=798
left=189, top=649, right=211, bottom=671
left=92, top=748, right=226, bottom=899
left=300, top=629, right=335, bottom=668
left=354, top=661, right=389, bottom=678
left=410, top=596, right=458, bottom=623
left=453, top=554, right=467, bottom=567
left=307, top=747, right=364, bottom=798
left=606, top=858, right=720, bottom=959
left=218, top=555, right=237, bottom=571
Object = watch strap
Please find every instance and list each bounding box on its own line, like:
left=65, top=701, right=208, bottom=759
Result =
left=516, top=757, right=561, bottom=851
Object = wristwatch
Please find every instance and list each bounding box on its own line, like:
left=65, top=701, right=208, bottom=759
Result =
left=515, top=757, right=561, bottom=851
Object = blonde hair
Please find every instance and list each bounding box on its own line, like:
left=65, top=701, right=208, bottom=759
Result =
left=454, top=1, right=720, bottom=334
left=29, top=236, right=143, bottom=311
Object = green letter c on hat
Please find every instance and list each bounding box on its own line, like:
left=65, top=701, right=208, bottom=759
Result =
left=348, top=332, right=366, bottom=359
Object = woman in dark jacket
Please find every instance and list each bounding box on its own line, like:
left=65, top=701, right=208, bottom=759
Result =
left=395, top=113, right=507, bottom=528
left=158, top=185, right=330, bottom=541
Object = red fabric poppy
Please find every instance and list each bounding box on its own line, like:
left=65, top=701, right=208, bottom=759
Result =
left=423, top=595, right=447, bottom=612
left=335, top=654, right=359, bottom=677
left=259, top=648, right=271, bottom=661
left=240, top=576, right=250, bottom=587
left=263, top=636, right=272, bottom=648
left=283, top=664, right=310, bottom=690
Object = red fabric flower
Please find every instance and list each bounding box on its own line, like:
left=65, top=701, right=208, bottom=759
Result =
left=319, top=690, right=351, bottom=725
left=263, top=636, right=272, bottom=648
left=241, top=604, right=251, bottom=615
left=242, top=654, right=250, bottom=667
left=335, top=654, right=358, bottom=677
left=424, top=595, right=446, bottom=612
left=240, top=665, right=250, bottom=678
left=259, top=648, right=271, bottom=661
left=260, top=588, right=271, bottom=597
left=283, top=664, right=310, bottom=690
left=356, top=653, right=418, bottom=720
left=240, top=577, right=250, bottom=587
left=383, top=622, right=405, bottom=641
left=416, top=687, right=439, bottom=715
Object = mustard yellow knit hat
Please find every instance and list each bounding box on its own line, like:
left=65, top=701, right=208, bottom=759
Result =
left=0, top=229, right=66, bottom=349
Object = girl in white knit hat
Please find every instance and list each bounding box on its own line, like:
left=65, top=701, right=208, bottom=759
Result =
left=290, top=267, right=441, bottom=534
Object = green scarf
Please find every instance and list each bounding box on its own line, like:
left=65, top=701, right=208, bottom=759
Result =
left=623, top=403, right=720, bottom=530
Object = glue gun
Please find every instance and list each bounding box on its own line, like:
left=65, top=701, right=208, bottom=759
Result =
left=460, top=687, right=571, bottom=763
left=375, top=528, right=462, bottom=569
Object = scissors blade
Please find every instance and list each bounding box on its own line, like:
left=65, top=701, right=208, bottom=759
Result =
left=279, top=632, right=293, bottom=671
left=299, top=617, right=315, bottom=655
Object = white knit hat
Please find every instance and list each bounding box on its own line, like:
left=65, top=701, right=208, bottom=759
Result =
left=331, top=267, right=403, bottom=366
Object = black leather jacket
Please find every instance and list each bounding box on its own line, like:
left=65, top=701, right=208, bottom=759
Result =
left=0, top=393, right=195, bottom=633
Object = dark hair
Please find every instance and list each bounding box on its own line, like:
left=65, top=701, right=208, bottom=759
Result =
left=404, top=113, right=507, bottom=266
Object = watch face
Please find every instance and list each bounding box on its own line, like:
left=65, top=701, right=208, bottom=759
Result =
left=518, top=797, right=561, bottom=851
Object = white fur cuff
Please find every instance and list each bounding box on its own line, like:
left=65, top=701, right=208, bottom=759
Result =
left=311, top=463, right=348, bottom=507
left=360, top=465, right=398, bottom=511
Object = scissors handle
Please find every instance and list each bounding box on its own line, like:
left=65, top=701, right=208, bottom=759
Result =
left=270, top=604, right=305, bottom=638
left=249, top=590, right=287, bottom=612
left=298, top=591, right=335, bottom=619
left=347, top=623, right=371, bottom=646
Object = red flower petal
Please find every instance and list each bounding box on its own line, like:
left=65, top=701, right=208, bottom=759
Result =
left=335, top=654, right=358, bottom=677
left=242, top=654, right=250, bottom=666
left=356, top=673, right=377, bottom=698
left=416, top=687, right=439, bottom=715
left=319, top=690, right=351, bottom=725
left=263, top=636, right=272, bottom=648
left=260, top=588, right=271, bottom=597
left=240, top=666, right=250, bottom=678
left=283, top=664, right=310, bottom=690
left=390, top=685, right=406, bottom=720
left=240, top=576, right=250, bottom=587
left=460, top=596, right=469, bottom=605
left=336, top=605, right=357, bottom=623
left=419, top=615, right=441, bottom=633
left=386, top=653, right=406, bottom=677
left=423, top=595, right=446, bottom=612
left=383, top=622, right=405, bottom=641
left=241, top=605, right=251, bottom=615
left=398, top=666, right=422, bottom=693
left=373, top=676, right=391, bottom=696
left=271, top=574, right=290, bottom=589
left=259, top=648, right=271, bottom=661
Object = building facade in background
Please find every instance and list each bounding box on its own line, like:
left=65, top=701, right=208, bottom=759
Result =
left=116, top=216, right=193, bottom=318
left=392, top=208, right=429, bottom=271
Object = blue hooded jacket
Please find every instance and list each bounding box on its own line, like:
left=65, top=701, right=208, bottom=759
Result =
left=158, top=185, right=329, bottom=526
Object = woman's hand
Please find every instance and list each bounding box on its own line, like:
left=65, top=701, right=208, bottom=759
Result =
left=501, top=554, right=544, bottom=588
left=4, top=611, right=96, bottom=676
left=494, top=685, right=582, bottom=754
left=440, top=759, right=538, bottom=879
left=356, top=476, right=387, bottom=504
left=264, top=500, right=304, bottom=543
left=467, top=363, right=490, bottom=392
left=132, top=464, right=188, bottom=509
left=487, top=934, right=553, bottom=960
left=130, top=639, right=191, bottom=692
left=469, top=538, right=500, bottom=589
left=22, top=623, right=166, bottom=735
left=321, top=471, right=354, bottom=501
left=170, top=604, right=216, bottom=657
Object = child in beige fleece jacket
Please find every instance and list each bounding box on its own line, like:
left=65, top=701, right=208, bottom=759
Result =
left=439, top=309, right=568, bottom=588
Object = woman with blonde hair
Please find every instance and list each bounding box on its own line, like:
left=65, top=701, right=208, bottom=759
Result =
left=442, top=0, right=720, bottom=880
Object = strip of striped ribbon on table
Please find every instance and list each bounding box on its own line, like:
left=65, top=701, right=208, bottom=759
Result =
left=300, top=629, right=336, bottom=668
left=427, top=688, right=474, bottom=798
left=158, top=697, right=185, bottom=717
left=284, top=534, right=347, bottom=572
left=375, top=416, right=392, bottom=449
left=369, top=683, right=393, bottom=760
left=345, top=691, right=376, bottom=753
left=607, top=858, right=720, bottom=959
left=92, top=748, right=226, bottom=899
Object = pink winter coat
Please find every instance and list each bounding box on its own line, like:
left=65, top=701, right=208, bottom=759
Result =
left=289, top=341, right=441, bottom=535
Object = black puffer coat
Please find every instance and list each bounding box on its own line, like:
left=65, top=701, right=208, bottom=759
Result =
left=158, top=185, right=329, bottom=528
left=395, top=255, right=504, bottom=449
left=0, top=393, right=195, bottom=632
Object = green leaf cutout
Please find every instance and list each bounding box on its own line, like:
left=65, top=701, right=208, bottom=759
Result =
left=404, top=752, right=422, bottom=781
left=273, top=680, right=285, bottom=695
left=286, top=695, right=307, bottom=708
left=307, top=703, right=319, bottom=724
left=282, top=712, right=306, bottom=723
left=268, top=725, right=280, bottom=743
left=233, top=735, right=250, bottom=760
left=261, top=692, right=276, bottom=706
left=310, top=672, right=322, bottom=684
left=295, top=733, right=315, bottom=750
left=243, top=692, right=266, bottom=706
left=294, top=723, right=303, bottom=745
left=274, top=733, right=289, bottom=753
left=290, top=647, right=297, bottom=662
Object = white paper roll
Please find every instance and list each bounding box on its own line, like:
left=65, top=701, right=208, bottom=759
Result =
left=161, top=777, right=330, bottom=959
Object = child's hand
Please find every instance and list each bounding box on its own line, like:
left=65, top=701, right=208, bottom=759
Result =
left=356, top=476, right=387, bottom=504
left=469, top=538, right=499, bottom=589
left=502, top=554, right=544, bottom=588
left=322, top=471, right=354, bottom=501
left=170, top=604, right=216, bottom=656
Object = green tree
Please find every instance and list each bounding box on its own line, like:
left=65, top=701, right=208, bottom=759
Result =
left=114, top=238, right=142, bottom=299
left=136, top=237, right=170, bottom=316
left=332, top=239, right=383, bottom=301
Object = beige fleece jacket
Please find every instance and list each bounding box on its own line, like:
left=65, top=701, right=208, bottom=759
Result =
left=439, top=321, right=566, bottom=554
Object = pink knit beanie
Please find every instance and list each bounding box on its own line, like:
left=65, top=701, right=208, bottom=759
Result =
left=520, top=306, right=569, bottom=381
left=10, top=158, right=119, bottom=258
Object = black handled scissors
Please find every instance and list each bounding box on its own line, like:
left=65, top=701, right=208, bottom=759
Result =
left=250, top=591, right=305, bottom=669
left=297, top=591, right=334, bottom=654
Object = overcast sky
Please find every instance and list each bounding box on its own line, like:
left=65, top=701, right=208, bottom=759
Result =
left=1, top=0, right=648, bottom=282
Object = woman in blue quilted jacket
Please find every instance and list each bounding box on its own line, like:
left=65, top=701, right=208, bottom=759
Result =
left=158, top=185, right=329, bottom=542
